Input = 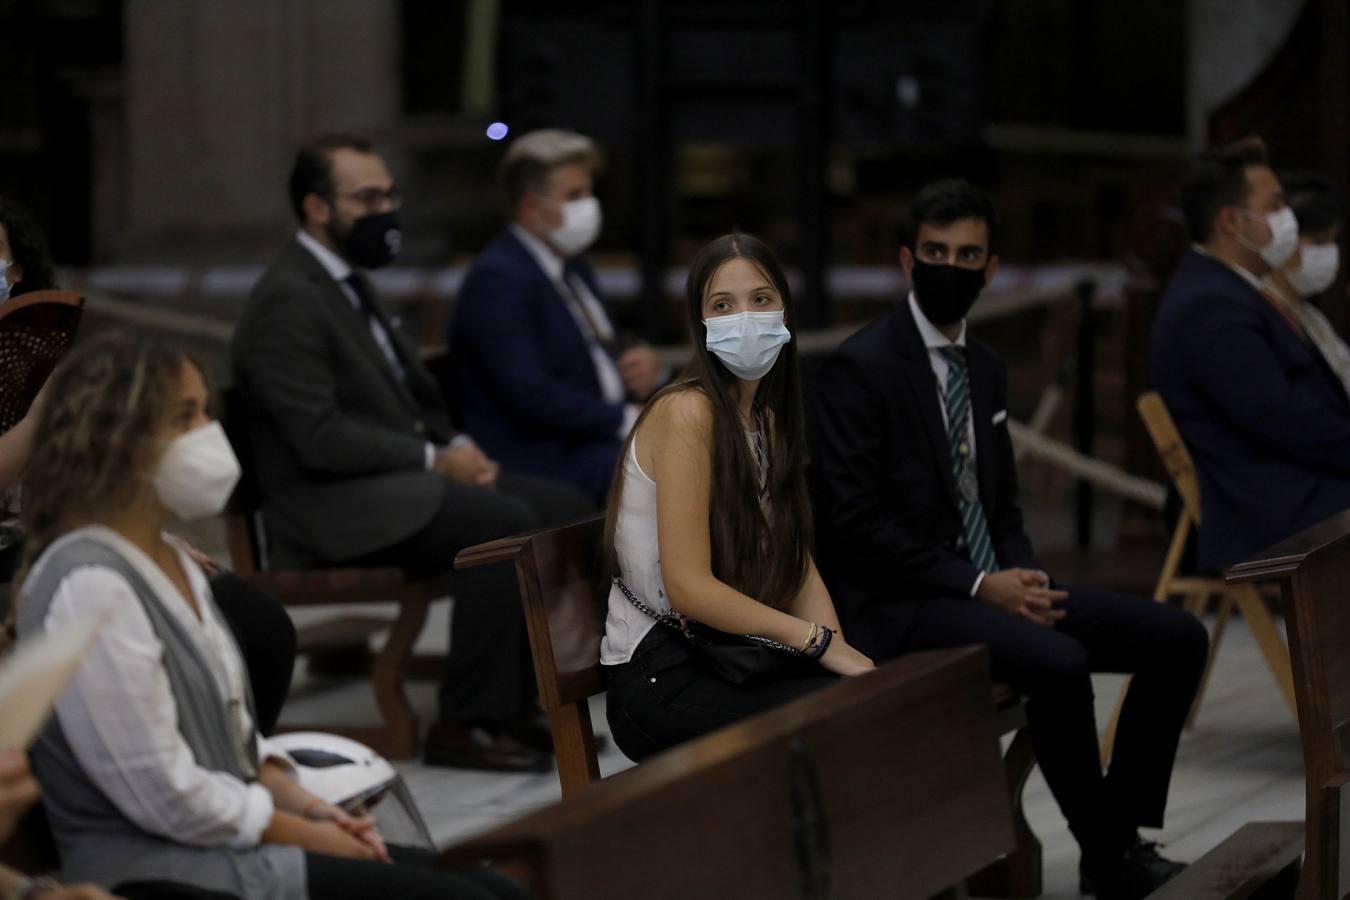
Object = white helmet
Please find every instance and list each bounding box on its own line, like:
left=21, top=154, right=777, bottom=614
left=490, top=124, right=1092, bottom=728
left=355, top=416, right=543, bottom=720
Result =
left=270, top=732, right=435, bottom=850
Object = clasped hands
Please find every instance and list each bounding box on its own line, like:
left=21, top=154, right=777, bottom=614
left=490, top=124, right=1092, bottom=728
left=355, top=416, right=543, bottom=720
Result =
left=434, top=439, right=499, bottom=488
left=976, top=568, right=1067, bottom=627
left=303, top=799, right=391, bottom=862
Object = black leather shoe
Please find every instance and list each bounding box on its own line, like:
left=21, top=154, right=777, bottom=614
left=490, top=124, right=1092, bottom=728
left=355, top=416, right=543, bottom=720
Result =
left=423, top=722, right=552, bottom=773
left=1080, top=837, right=1186, bottom=898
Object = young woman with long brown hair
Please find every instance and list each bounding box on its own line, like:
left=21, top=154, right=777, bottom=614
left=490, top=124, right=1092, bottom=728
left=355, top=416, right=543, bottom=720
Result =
left=601, top=232, right=874, bottom=760
left=14, top=335, right=525, bottom=900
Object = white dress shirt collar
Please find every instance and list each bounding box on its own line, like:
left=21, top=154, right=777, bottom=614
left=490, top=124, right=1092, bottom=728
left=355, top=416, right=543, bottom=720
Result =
left=510, top=223, right=567, bottom=282
left=908, top=291, right=967, bottom=349
left=1191, top=243, right=1266, bottom=294
left=295, top=228, right=352, bottom=283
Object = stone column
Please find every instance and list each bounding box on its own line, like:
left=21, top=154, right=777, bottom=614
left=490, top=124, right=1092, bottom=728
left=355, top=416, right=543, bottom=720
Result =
left=121, top=0, right=400, bottom=262
left=1186, top=0, right=1302, bottom=150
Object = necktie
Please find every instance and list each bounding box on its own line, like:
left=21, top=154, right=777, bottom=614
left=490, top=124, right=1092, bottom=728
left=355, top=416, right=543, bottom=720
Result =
left=938, top=346, right=999, bottom=573
left=344, top=272, right=381, bottom=321
left=345, top=273, right=407, bottom=378
left=560, top=269, right=619, bottom=357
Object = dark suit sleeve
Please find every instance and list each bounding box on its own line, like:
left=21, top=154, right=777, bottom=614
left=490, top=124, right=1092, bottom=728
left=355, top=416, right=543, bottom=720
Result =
left=237, top=280, right=427, bottom=476
left=987, top=362, right=1038, bottom=570
left=455, top=265, right=626, bottom=437
left=1182, top=290, right=1350, bottom=475
left=813, top=353, right=984, bottom=599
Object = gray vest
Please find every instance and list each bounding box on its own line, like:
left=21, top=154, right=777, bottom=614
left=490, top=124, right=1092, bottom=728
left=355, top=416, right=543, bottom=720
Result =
left=15, top=535, right=306, bottom=898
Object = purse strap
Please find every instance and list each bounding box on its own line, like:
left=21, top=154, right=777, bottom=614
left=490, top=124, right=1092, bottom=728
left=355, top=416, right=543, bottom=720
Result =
left=614, top=577, right=809, bottom=657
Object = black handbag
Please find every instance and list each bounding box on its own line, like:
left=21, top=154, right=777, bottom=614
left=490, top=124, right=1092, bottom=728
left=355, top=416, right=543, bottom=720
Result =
left=614, top=577, right=820, bottom=684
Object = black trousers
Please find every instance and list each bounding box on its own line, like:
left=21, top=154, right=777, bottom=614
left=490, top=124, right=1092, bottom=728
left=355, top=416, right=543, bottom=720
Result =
left=604, top=626, right=838, bottom=761
left=345, top=472, right=593, bottom=727
left=111, top=846, right=528, bottom=900
left=859, top=584, right=1208, bottom=860
left=114, top=883, right=240, bottom=900
left=306, top=844, right=529, bottom=900
left=209, top=572, right=297, bottom=736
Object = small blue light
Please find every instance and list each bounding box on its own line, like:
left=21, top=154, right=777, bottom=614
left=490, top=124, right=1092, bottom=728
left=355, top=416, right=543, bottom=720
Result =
left=486, top=122, right=509, bottom=141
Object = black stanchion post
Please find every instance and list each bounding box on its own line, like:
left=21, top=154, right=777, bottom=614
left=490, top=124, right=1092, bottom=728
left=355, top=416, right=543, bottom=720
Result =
left=1074, top=279, right=1097, bottom=549
left=635, top=0, right=668, bottom=345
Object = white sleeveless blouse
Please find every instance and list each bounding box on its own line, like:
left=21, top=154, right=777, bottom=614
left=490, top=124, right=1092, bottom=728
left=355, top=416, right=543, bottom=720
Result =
left=600, top=424, right=770, bottom=665
left=600, top=438, right=665, bottom=665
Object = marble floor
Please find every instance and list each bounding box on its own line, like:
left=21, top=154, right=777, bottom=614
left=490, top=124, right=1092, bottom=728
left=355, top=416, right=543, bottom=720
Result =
left=276, top=599, right=1304, bottom=899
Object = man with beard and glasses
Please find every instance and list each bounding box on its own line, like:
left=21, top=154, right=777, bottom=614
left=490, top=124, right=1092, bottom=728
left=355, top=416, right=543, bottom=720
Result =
left=232, top=135, right=593, bottom=773
left=808, top=179, right=1207, bottom=900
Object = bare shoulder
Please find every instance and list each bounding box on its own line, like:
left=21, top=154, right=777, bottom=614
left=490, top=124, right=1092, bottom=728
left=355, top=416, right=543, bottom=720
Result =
left=646, top=384, right=714, bottom=435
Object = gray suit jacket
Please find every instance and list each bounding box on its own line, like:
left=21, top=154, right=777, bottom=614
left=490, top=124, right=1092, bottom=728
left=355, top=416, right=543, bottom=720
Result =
left=231, top=237, right=455, bottom=565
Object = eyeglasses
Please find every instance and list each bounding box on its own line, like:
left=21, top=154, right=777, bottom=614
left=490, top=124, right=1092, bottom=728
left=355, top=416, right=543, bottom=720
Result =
left=334, top=187, right=403, bottom=211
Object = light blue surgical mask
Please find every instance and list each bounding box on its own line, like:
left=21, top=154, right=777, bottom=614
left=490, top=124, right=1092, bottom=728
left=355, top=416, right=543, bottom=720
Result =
left=0, top=260, right=10, bottom=304
left=703, top=310, right=791, bottom=380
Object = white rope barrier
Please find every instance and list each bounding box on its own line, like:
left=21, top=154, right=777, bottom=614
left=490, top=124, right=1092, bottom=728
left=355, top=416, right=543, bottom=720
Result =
left=1008, top=419, right=1166, bottom=510
left=83, top=288, right=1164, bottom=509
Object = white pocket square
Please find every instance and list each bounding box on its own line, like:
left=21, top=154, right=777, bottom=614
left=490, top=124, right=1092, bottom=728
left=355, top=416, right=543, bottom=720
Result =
left=992, top=409, right=1008, bottom=425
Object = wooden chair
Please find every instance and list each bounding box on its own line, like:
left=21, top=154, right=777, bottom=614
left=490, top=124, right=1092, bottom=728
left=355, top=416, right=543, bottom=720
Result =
left=0, top=290, right=84, bottom=434
left=441, top=645, right=1017, bottom=900
left=456, top=516, right=1044, bottom=897
left=221, top=387, right=447, bottom=759
left=1102, top=392, right=1296, bottom=763
left=1227, top=509, right=1350, bottom=900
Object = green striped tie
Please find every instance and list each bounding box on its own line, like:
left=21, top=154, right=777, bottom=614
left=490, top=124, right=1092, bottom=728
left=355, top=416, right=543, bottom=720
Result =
left=938, top=346, right=999, bottom=573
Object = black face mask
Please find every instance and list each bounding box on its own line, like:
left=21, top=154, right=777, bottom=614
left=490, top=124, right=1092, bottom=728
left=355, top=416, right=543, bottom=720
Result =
left=911, top=259, right=987, bottom=326
left=330, top=210, right=402, bottom=269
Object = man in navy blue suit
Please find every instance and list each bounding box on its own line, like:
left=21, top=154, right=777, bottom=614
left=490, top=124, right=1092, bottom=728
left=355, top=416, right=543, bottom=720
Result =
left=451, top=130, right=667, bottom=502
left=1151, top=137, right=1350, bottom=572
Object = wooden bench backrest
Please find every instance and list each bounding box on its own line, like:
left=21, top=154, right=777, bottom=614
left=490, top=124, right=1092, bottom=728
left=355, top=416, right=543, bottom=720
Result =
left=444, top=646, right=1014, bottom=900
left=462, top=516, right=610, bottom=710
left=456, top=515, right=609, bottom=794
left=513, top=517, right=608, bottom=709
left=1137, top=391, right=1202, bottom=524
left=1228, top=509, right=1350, bottom=899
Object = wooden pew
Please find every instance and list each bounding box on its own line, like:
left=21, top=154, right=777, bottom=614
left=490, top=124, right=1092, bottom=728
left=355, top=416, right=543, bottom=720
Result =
left=1224, top=509, right=1350, bottom=900
left=457, top=515, right=1043, bottom=897
left=442, top=645, right=1014, bottom=900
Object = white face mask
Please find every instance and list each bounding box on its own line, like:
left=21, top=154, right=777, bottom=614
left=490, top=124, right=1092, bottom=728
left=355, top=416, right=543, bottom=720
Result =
left=703, top=310, right=791, bottom=381
left=1286, top=242, right=1340, bottom=297
left=1238, top=206, right=1299, bottom=268
left=547, top=196, right=602, bottom=257
left=153, top=421, right=242, bottom=521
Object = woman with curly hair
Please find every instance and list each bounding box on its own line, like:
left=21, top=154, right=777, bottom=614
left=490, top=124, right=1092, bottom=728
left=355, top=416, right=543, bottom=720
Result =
left=0, top=213, right=294, bottom=744
left=14, top=334, right=526, bottom=900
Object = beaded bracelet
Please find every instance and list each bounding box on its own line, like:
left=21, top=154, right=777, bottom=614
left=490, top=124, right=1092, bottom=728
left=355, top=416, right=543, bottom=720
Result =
left=808, top=625, right=834, bottom=660
left=800, top=622, right=818, bottom=654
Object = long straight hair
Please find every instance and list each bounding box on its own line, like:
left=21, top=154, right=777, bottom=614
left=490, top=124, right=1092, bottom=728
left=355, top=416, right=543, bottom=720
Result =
left=605, top=232, right=812, bottom=611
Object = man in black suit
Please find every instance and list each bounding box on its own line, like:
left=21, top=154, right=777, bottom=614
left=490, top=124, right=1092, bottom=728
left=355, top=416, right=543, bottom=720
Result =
left=232, top=135, right=593, bottom=772
left=810, top=179, right=1207, bottom=900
